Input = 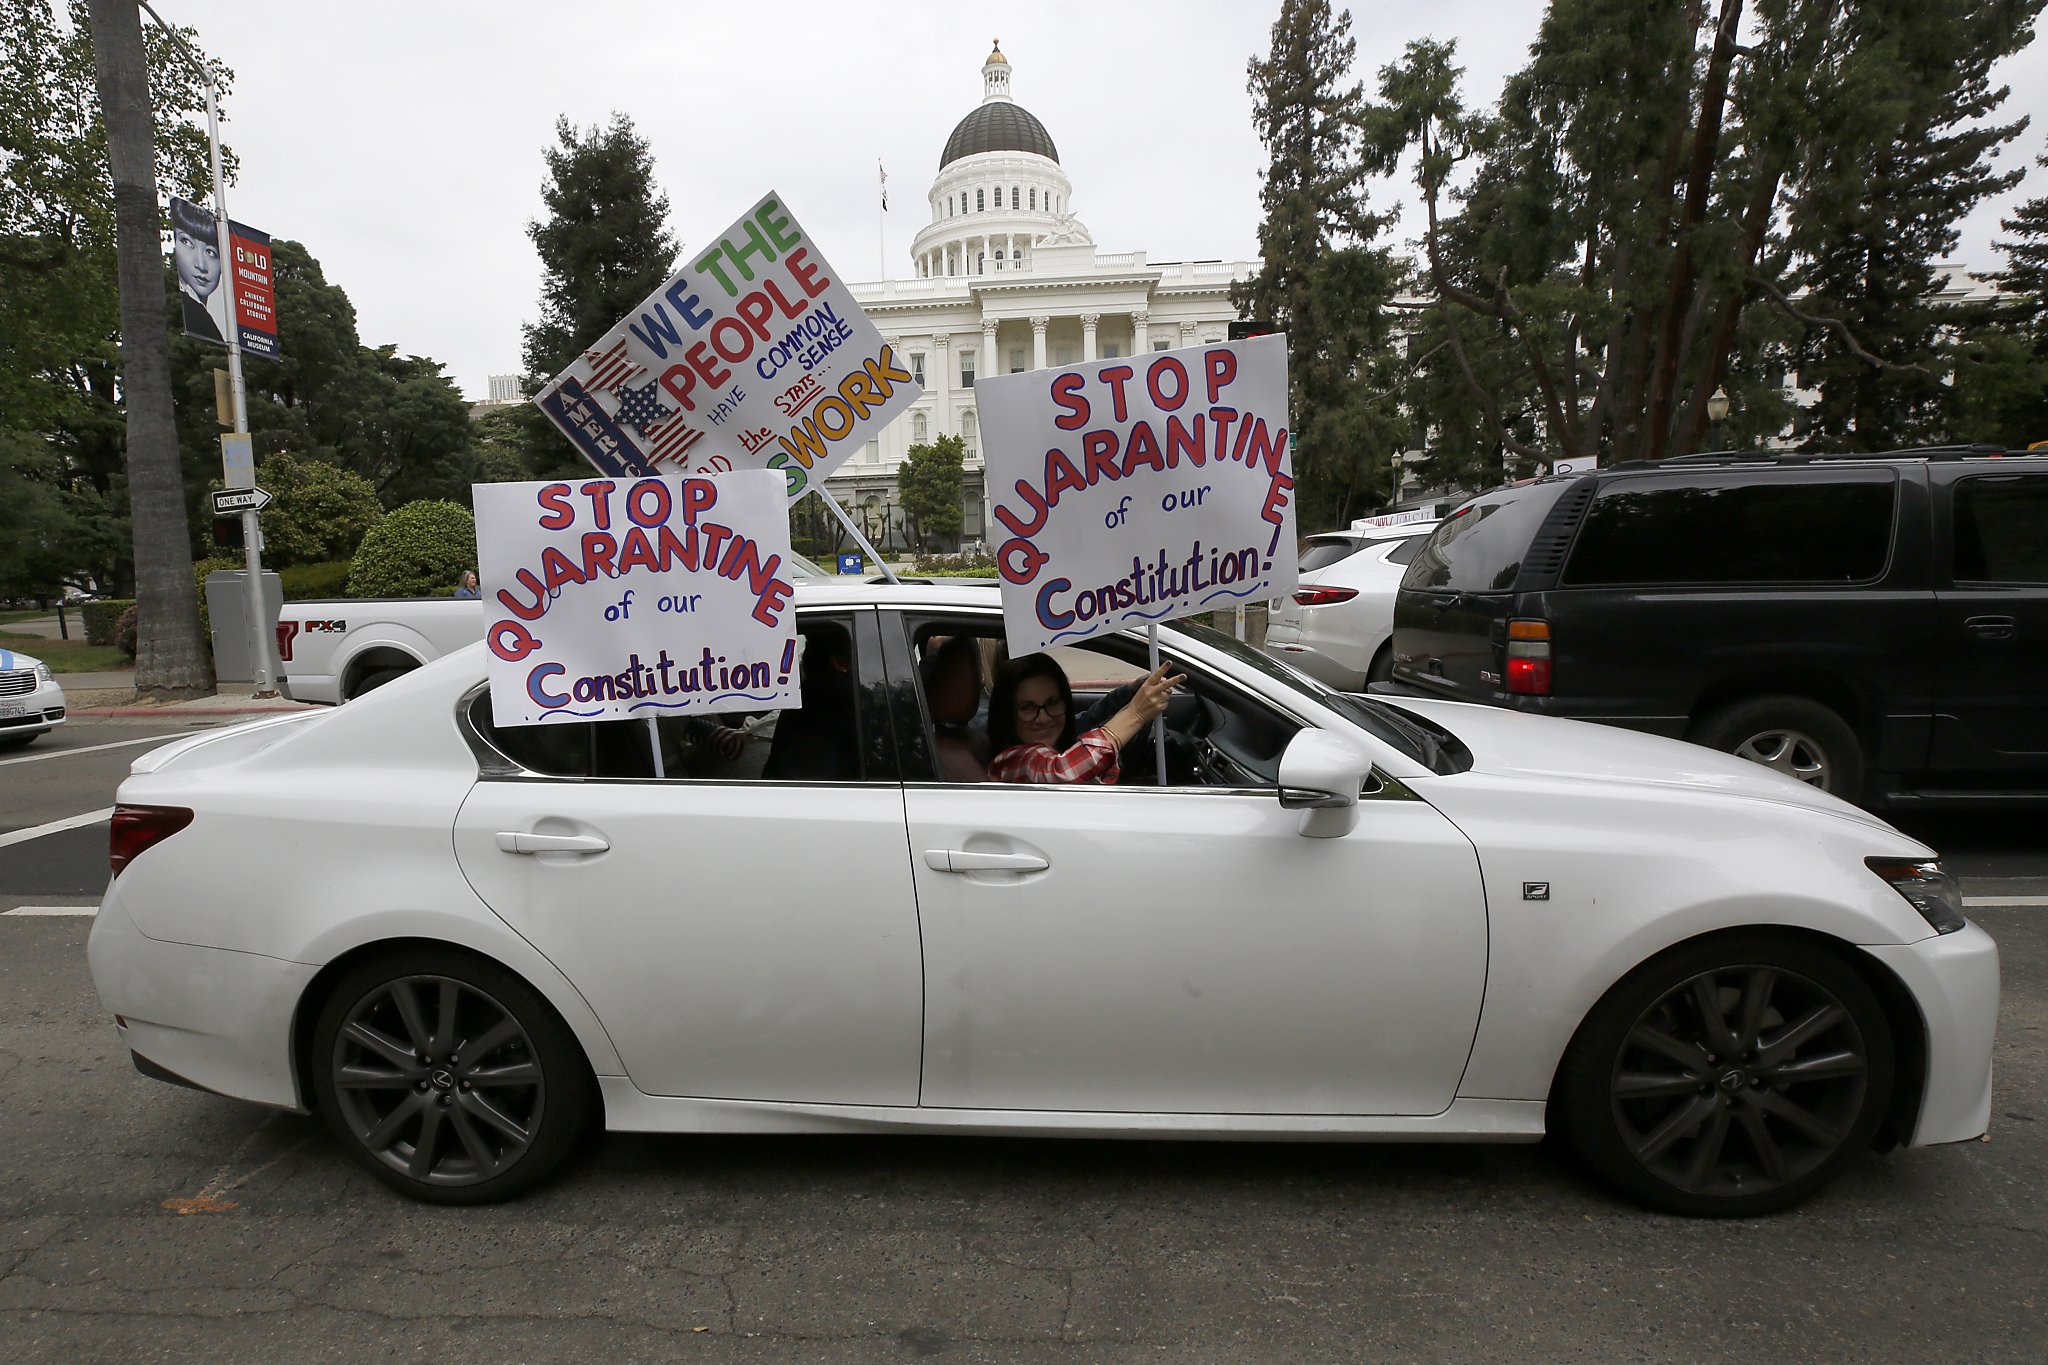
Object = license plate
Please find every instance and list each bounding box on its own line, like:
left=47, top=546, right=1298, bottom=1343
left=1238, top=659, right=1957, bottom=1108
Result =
left=0, top=704, right=28, bottom=719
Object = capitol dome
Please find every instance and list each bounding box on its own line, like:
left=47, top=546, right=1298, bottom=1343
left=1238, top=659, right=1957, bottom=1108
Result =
left=910, top=42, right=1091, bottom=281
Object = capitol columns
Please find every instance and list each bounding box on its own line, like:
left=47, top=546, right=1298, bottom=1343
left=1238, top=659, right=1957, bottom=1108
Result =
left=1080, top=313, right=1099, bottom=363
left=931, top=332, right=951, bottom=411
left=1030, top=315, right=1050, bottom=370
left=1130, top=308, right=1149, bottom=355
left=981, top=318, right=999, bottom=384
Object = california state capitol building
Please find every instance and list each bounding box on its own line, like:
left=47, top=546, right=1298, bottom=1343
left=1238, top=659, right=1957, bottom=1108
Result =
left=830, top=42, right=1258, bottom=549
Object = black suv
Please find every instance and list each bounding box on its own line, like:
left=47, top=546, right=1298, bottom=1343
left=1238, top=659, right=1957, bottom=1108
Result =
left=1381, top=448, right=2048, bottom=806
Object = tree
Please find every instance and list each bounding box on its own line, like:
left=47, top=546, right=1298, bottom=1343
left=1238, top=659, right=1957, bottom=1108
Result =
left=1232, top=0, right=1408, bottom=528
left=3, top=0, right=221, bottom=602
left=1367, top=1, right=2041, bottom=470
left=245, top=451, right=382, bottom=567
left=517, top=114, right=677, bottom=478
left=87, top=0, right=210, bottom=693
left=897, top=434, right=965, bottom=551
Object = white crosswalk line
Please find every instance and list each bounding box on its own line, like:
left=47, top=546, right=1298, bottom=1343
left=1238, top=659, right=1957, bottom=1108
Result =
left=3, top=905, right=97, bottom=916
left=1964, top=896, right=2048, bottom=908
left=0, top=733, right=182, bottom=767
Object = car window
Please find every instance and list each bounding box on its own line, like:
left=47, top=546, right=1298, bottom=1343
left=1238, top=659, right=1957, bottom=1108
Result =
left=893, top=615, right=1299, bottom=788
left=1385, top=536, right=1425, bottom=566
left=1563, top=470, right=1897, bottom=586
left=1403, top=483, right=1571, bottom=594
left=469, top=615, right=894, bottom=782
left=1298, top=535, right=1365, bottom=572
left=1954, top=474, right=2048, bottom=585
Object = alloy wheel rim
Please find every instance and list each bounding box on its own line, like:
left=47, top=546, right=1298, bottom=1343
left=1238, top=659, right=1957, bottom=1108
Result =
left=1608, top=964, right=1868, bottom=1200
left=1732, top=729, right=1830, bottom=787
left=330, top=974, right=544, bottom=1186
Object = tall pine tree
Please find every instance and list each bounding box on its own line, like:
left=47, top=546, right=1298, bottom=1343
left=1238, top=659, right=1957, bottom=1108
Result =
left=1234, top=0, right=1407, bottom=527
left=518, top=113, right=677, bottom=477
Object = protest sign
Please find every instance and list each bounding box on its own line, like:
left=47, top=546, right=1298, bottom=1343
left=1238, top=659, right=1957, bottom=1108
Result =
left=979, top=335, right=1297, bottom=656
left=475, top=470, right=800, bottom=727
left=533, top=191, right=920, bottom=498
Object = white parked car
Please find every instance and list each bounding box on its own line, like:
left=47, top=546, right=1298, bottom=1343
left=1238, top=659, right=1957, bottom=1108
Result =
left=0, top=647, right=67, bottom=747
left=1264, top=522, right=1438, bottom=689
left=89, top=583, right=1997, bottom=1216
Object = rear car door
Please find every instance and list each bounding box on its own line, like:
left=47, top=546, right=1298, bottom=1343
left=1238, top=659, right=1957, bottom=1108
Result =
left=1929, top=465, right=2048, bottom=790
left=452, top=608, right=926, bottom=1104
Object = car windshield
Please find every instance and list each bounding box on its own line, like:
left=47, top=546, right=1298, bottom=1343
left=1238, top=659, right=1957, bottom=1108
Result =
left=1171, top=621, right=1462, bottom=773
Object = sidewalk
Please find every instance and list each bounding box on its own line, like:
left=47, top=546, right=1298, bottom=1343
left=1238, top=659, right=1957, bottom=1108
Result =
left=61, top=672, right=316, bottom=719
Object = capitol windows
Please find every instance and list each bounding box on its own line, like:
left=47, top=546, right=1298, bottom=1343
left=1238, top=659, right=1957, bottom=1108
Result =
left=961, top=409, right=978, bottom=456
left=961, top=353, right=976, bottom=388
left=1009, top=347, right=1026, bottom=374
left=976, top=189, right=985, bottom=211
left=912, top=412, right=928, bottom=443
left=1029, top=188, right=1037, bottom=210
left=910, top=352, right=926, bottom=385
left=1103, top=343, right=1121, bottom=360
left=1055, top=345, right=1075, bottom=366
left=1011, top=187, right=1020, bottom=209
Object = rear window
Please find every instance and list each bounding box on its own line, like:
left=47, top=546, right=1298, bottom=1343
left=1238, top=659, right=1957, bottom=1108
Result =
left=1298, top=536, right=1364, bottom=572
left=1562, top=470, right=1897, bottom=586
left=1402, top=483, right=1572, bottom=594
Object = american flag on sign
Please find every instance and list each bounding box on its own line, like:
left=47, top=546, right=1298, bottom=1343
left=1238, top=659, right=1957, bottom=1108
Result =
left=644, top=410, right=706, bottom=468
left=582, top=339, right=641, bottom=396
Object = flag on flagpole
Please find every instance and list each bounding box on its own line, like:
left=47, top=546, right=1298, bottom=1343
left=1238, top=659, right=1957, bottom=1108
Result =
left=879, top=161, right=888, bottom=212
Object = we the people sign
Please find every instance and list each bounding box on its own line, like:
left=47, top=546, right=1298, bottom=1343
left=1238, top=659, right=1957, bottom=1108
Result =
left=979, top=335, right=1297, bottom=655
left=475, top=471, right=800, bottom=727
left=533, top=192, right=920, bottom=500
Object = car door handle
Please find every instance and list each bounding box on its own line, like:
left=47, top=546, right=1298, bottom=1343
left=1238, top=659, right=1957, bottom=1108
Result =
left=922, top=849, right=1050, bottom=873
left=1965, top=614, right=2016, bottom=641
left=495, top=831, right=610, bottom=855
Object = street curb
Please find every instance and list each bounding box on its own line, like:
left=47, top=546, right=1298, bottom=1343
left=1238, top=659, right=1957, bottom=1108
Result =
left=70, top=704, right=317, bottom=718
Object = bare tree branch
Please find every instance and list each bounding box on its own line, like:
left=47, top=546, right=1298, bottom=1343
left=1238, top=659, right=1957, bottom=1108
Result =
left=1753, top=275, right=1934, bottom=375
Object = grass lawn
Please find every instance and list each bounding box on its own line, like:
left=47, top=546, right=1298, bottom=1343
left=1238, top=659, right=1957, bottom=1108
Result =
left=0, top=633, right=131, bottom=672
left=0, top=608, right=58, bottom=625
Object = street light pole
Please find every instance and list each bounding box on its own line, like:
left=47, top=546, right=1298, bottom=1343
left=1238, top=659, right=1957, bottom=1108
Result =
left=139, top=1, right=275, bottom=696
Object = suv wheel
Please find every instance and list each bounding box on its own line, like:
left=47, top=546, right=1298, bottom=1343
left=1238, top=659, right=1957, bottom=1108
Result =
left=1694, top=696, right=1864, bottom=800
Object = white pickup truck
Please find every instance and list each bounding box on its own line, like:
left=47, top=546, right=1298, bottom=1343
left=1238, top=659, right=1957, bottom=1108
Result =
left=274, top=552, right=834, bottom=704
left=274, top=598, right=484, bottom=705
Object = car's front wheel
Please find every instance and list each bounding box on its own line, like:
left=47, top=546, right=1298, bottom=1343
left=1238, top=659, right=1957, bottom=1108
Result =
left=1555, top=935, right=1893, bottom=1217
left=309, top=949, right=594, bottom=1203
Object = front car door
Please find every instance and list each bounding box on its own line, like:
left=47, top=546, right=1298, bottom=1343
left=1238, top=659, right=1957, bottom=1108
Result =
left=452, top=608, right=925, bottom=1104
left=888, top=608, right=1489, bottom=1117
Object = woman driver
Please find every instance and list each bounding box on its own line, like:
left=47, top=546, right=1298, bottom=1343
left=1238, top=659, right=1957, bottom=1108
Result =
left=987, top=653, right=1183, bottom=785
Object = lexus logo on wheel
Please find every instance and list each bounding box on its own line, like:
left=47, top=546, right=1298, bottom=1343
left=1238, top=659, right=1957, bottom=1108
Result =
left=430, top=1069, right=455, bottom=1090
left=1718, top=1070, right=1746, bottom=1092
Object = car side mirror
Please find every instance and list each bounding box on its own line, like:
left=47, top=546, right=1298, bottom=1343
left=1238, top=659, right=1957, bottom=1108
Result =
left=1277, top=730, right=1373, bottom=838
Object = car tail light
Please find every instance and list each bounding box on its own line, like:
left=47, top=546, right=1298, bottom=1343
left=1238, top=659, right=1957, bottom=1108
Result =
left=1505, top=619, right=1552, bottom=695
left=109, top=805, right=194, bottom=878
left=1292, top=586, right=1360, bottom=607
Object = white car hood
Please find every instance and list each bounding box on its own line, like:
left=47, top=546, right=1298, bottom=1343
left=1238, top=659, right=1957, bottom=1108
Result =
left=1385, top=696, right=1904, bottom=836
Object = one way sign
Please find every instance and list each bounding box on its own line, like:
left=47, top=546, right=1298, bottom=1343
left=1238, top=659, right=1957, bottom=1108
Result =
left=210, top=486, right=273, bottom=516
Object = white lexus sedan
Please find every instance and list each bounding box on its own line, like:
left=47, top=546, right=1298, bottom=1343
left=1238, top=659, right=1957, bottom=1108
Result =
left=1263, top=521, right=1437, bottom=689
left=88, top=583, right=1998, bottom=1216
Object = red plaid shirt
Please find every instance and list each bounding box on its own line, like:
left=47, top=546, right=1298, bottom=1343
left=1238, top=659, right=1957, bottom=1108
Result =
left=989, top=729, right=1122, bottom=785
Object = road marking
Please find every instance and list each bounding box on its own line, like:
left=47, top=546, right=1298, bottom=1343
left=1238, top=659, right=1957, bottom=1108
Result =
left=0, top=806, right=114, bottom=850
left=3, top=905, right=97, bottom=916
left=1965, top=896, right=2048, bottom=908
left=0, top=734, right=179, bottom=767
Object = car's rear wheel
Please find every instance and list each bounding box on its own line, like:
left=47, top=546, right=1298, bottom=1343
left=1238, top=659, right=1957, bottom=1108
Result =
left=346, top=665, right=409, bottom=701
left=1555, top=935, right=1893, bottom=1217
left=1694, top=696, right=1864, bottom=800
left=1366, top=641, right=1395, bottom=685
left=309, top=949, right=593, bottom=1204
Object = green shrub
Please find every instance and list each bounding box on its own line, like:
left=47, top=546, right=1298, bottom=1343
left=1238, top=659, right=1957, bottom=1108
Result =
left=115, top=604, right=138, bottom=657
left=280, top=560, right=354, bottom=600
left=347, top=500, right=478, bottom=598
left=911, top=551, right=998, bottom=578
left=81, top=599, right=133, bottom=645
left=246, top=452, right=385, bottom=567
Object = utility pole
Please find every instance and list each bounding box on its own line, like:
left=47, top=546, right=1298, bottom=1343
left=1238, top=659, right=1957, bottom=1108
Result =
left=140, top=1, right=276, bottom=696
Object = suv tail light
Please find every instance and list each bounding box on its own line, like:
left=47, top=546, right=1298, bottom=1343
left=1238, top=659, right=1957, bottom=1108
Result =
left=1505, top=619, right=1552, bottom=695
left=1292, top=586, right=1360, bottom=607
left=110, top=805, right=194, bottom=878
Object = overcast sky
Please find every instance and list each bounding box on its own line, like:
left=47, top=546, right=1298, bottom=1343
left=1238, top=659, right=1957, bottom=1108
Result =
left=157, top=1, right=2048, bottom=401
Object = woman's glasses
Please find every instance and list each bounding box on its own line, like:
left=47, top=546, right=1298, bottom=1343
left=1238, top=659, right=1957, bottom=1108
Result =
left=1015, top=699, right=1068, bottom=720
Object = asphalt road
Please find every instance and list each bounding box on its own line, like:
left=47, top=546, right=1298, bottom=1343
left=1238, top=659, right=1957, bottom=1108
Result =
left=2, top=715, right=2044, bottom=1361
